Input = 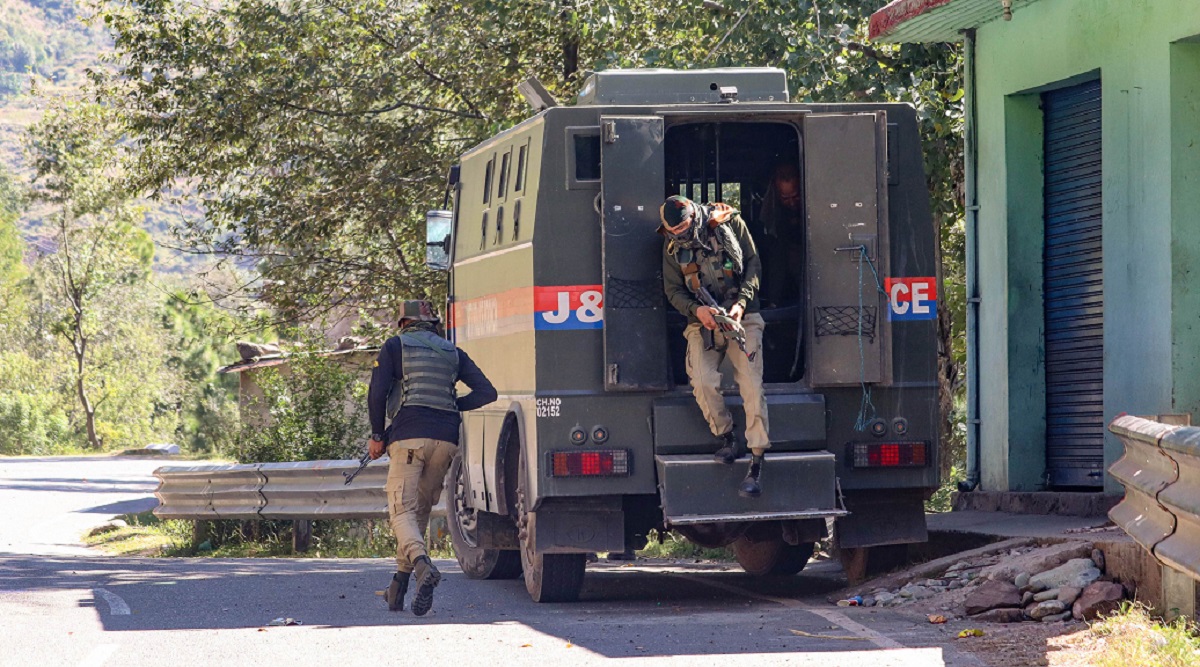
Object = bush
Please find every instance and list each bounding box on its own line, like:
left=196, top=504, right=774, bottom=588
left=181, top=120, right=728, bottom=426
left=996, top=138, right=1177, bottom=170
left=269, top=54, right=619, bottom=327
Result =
left=0, top=391, right=71, bottom=455
left=235, top=348, right=369, bottom=463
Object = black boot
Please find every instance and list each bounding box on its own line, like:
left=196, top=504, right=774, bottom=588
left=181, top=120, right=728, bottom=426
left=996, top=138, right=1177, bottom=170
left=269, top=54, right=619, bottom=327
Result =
left=386, top=571, right=410, bottom=612
left=713, top=431, right=739, bottom=465
left=739, top=454, right=764, bottom=498
left=410, top=555, right=442, bottom=617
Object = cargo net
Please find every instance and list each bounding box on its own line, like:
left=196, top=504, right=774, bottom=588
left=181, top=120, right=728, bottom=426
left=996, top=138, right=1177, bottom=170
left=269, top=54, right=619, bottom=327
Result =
left=814, top=306, right=876, bottom=342
left=606, top=276, right=662, bottom=309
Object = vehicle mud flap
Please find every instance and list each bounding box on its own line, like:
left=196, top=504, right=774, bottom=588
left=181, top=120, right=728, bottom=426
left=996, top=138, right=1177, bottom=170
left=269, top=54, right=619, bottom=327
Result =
left=833, top=490, right=927, bottom=549
left=532, top=508, right=625, bottom=554
left=656, top=451, right=846, bottom=525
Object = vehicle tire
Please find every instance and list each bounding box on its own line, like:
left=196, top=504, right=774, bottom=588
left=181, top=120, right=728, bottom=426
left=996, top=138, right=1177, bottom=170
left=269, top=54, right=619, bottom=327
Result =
left=733, top=537, right=815, bottom=576
left=516, top=446, right=586, bottom=602
left=447, top=454, right=522, bottom=580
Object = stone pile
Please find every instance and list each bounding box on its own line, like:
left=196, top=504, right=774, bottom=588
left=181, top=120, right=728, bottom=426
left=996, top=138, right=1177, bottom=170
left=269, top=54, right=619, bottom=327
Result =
left=849, top=543, right=1127, bottom=625
left=961, top=548, right=1126, bottom=623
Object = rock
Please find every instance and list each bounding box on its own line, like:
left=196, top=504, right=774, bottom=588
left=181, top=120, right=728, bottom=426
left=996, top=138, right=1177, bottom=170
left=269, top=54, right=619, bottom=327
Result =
left=921, top=579, right=942, bottom=588
left=1057, top=586, right=1081, bottom=605
left=899, top=584, right=934, bottom=599
left=1091, top=548, right=1105, bottom=572
left=972, top=608, right=1026, bottom=623
left=1033, top=588, right=1060, bottom=602
left=964, top=571, right=978, bottom=580
left=862, top=595, right=876, bottom=607
left=1014, top=572, right=1031, bottom=589
left=979, top=542, right=1093, bottom=584
left=964, top=580, right=1022, bottom=615
left=144, top=443, right=181, bottom=455
left=1041, top=610, right=1073, bottom=623
left=949, top=580, right=965, bottom=590
left=947, top=562, right=966, bottom=573
left=1029, top=559, right=1101, bottom=592
left=1028, top=600, right=1068, bottom=620
left=1021, top=591, right=1034, bottom=605
left=1072, top=581, right=1125, bottom=621
left=874, top=592, right=897, bottom=605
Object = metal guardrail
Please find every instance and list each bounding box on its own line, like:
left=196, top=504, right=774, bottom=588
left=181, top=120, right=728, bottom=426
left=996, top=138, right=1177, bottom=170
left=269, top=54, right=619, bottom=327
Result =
left=154, top=459, right=445, bottom=521
left=1109, top=415, right=1200, bottom=581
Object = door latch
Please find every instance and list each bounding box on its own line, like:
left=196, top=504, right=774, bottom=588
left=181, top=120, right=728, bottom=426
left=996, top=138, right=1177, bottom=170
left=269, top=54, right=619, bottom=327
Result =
left=602, top=121, right=620, bottom=144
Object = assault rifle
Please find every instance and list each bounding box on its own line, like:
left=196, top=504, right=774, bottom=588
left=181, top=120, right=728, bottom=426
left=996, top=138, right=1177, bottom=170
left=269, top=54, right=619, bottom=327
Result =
left=696, top=285, right=756, bottom=361
left=343, top=450, right=372, bottom=485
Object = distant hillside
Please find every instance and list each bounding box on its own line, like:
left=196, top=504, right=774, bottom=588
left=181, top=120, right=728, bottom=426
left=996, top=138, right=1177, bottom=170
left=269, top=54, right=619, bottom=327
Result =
left=0, top=0, right=206, bottom=274
left=0, top=0, right=107, bottom=98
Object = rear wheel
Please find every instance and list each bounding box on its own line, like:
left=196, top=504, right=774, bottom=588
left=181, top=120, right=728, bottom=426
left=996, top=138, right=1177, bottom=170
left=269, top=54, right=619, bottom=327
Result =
left=447, top=454, right=522, bottom=580
left=516, top=446, right=586, bottom=602
left=733, top=537, right=815, bottom=576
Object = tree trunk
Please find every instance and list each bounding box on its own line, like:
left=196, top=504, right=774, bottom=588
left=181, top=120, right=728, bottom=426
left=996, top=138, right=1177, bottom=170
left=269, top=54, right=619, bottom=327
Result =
left=933, top=211, right=959, bottom=480
left=72, top=313, right=101, bottom=450
left=560, top=0, right=580, bottom=84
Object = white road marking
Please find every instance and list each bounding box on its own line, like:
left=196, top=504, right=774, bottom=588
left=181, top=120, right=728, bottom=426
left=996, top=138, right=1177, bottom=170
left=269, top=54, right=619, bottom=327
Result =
left=94, top=588, right=130, bottom=615
left=663, top=572, right=904, bottom=650
left=76, top=644, right=118, bottom=667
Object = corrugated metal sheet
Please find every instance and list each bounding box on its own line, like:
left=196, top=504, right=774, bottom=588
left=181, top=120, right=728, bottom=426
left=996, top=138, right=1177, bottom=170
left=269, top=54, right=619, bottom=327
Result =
left=1043, top=79, right=1104, bottom=488
left=868, top=0, right=1046, bottom=44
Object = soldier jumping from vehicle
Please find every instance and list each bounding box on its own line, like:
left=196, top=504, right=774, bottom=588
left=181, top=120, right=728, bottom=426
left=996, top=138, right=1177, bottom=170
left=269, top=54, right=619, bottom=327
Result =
left=367, top=300, right=497, bottom=615
left=659, top=194, right=770, bottom=498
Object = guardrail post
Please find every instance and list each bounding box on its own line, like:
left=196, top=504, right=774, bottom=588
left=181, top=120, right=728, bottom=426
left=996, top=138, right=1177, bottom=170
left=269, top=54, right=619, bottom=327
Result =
left=192, top=520, right=208, bottom=547
left=293, top=520, right=313, bottom=553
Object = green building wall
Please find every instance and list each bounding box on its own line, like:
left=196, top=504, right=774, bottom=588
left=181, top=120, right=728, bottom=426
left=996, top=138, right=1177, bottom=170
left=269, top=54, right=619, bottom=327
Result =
left=973, top=0, right=1200, bottom=492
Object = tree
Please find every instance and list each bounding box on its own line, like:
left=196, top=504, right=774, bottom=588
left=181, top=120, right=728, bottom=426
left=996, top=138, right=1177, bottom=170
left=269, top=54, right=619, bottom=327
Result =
left=98, top=0, right=966, bottom=470
left=26, top=98, right=155, bottom=449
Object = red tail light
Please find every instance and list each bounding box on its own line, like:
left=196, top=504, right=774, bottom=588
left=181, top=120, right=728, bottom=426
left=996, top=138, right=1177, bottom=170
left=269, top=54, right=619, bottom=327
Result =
left=548, top=450, right=631, bottom=477
left=850, top=442, right=928, bottom=468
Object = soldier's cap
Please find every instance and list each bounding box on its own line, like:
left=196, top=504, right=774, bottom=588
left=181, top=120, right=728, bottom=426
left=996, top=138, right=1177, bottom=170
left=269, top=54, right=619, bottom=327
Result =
left=659, top=195, right=695, bottom=233
left=398, top=299, right=441, bottom=325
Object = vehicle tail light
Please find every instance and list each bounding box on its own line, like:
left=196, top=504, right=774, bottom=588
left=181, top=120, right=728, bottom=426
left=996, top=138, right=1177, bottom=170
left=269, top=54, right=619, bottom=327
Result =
left=850, top=442, right=928, bottom=468
left=548, top=450, right=631, bottom=477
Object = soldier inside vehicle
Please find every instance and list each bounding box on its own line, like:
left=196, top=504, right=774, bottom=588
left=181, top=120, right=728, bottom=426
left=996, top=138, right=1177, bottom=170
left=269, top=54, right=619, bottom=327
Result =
left=663, top=121, right=804, bottom=385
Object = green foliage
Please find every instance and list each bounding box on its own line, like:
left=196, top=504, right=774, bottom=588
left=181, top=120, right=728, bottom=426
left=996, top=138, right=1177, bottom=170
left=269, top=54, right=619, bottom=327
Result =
left=638, top=529, right=734, bottom=562
left=1091, top=603, right=1200, bottom=667
left=236, top=339, right=369, bottom=463
left=0, top=390, right=72, bottom=455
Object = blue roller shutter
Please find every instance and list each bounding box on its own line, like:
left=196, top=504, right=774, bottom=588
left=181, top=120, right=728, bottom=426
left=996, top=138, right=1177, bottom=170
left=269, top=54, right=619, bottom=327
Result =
left=1042, top=79, right=1103, bottom=488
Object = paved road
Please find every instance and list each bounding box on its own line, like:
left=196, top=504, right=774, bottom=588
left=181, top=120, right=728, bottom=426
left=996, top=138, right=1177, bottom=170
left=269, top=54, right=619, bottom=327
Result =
left=0, top=456, right=982, bottom=666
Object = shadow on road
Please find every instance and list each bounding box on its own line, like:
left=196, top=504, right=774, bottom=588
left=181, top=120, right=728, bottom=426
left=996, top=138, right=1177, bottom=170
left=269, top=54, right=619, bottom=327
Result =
left=0, top=555, right=904, bottom=659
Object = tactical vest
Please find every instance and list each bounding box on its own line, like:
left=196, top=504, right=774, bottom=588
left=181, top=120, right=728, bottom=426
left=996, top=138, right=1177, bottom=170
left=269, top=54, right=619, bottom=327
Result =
left=672, top=235, right=741, bottom=307
left=386, top=331, right=460, bottom=418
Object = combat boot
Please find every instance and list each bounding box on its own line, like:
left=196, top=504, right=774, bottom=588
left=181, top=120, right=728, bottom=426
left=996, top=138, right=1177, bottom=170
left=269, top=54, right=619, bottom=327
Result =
left=385, top=571, right=410, bottom=612
left=713, top=431, right=739, bottom=465
left=738, top=454, right=764, bottom=499
left=410, top=555, right=442, bottom=617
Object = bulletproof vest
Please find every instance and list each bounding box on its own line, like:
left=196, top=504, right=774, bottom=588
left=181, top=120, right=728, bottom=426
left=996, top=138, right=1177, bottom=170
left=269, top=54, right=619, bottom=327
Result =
left=386, top=331, right=460, bottom=417
left=673, top=241, right=740, bottom=307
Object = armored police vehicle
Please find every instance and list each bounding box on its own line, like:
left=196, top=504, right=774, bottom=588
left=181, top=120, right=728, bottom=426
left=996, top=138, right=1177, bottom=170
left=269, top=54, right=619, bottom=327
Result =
left=424, top=68, right=941, bottom=602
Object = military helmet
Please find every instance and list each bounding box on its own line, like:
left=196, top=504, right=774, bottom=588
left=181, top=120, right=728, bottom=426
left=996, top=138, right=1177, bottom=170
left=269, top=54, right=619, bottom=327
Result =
left=398, top=299, right=441, bottom=324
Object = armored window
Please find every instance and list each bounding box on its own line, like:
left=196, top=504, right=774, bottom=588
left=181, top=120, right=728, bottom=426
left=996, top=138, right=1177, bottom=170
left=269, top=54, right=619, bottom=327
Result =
left=514, top=144, right=528, bottom=192
left=512, top=200, right=521, bottom=240
left=483, top=156, right=495, bottom=204
left=574, top=135, right=601, bottom=181
left=494, top=206, right=504, bottom=245
left=480, top=211, right=488, bottom=250
left=498, top=151, right=511, bottom=200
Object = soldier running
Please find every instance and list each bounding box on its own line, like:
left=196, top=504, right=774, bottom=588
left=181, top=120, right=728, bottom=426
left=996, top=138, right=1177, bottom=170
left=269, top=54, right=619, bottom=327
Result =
left=659, top=194, right=770, bottom=498
left=367, top=300, right=497, bottom=615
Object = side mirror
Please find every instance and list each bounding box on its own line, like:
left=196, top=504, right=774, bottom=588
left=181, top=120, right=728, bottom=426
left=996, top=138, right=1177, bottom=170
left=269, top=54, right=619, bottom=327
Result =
left=425, top=210, right=453, bottom=271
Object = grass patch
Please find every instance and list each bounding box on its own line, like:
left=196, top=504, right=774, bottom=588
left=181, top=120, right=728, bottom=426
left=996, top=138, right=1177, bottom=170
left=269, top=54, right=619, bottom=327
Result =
left=1089, top=603, right=1200, bottom=667
left=84, top=511, right=451, bottom=559
left=636, top=530, right=734, bottom=561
